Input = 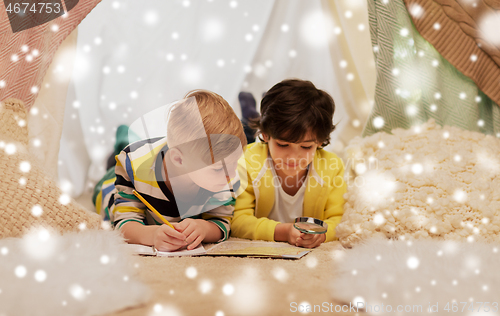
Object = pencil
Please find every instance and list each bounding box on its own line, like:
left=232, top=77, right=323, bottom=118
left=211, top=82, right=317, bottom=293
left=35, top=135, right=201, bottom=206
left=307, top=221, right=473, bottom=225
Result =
left=133, top=190, right=176, bottom=230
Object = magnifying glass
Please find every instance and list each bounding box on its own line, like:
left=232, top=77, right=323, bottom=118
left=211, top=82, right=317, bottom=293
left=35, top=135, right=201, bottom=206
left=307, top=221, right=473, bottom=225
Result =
left=293, top=217, right=328, bottom=234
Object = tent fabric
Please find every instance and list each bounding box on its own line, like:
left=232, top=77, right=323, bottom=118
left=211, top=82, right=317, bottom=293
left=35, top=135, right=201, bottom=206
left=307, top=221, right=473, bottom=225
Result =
left=363, top=0, right=500, bottom=138
left=60, top=0, right=357, bottom=197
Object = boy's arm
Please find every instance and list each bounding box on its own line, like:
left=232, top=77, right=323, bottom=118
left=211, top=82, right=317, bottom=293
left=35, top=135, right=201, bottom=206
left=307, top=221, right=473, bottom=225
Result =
left=201, top=204, right=233, bottom=242
left=111, top=149, right=189, bottom=251
left=322, top=157, right=347, bottom=242
left=231, top=179, right=280, bottom=241
left=121, top=221, right=188, bottom=250
left=110, top=150, right=148, bottom=232
left=120, top=221, right=159, bottom=245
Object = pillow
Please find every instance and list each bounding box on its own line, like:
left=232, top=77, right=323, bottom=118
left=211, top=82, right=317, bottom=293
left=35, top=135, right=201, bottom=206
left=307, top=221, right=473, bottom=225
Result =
left=0, top=98, right=101, bottom=238
left=336, top=119, right=500, bottom=247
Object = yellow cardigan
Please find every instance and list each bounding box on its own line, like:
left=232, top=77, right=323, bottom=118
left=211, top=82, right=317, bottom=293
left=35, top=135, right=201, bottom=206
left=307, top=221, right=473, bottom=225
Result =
left=231, top=142, right=347, bottom=242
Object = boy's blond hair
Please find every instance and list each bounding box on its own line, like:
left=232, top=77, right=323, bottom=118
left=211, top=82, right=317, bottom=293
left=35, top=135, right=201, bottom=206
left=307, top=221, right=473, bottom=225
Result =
left=167, top=90, right=247, bottom=165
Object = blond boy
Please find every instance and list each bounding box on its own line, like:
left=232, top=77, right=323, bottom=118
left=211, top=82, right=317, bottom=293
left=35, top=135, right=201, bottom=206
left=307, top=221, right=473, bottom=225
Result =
left=94, top=90, right=247, bottom=251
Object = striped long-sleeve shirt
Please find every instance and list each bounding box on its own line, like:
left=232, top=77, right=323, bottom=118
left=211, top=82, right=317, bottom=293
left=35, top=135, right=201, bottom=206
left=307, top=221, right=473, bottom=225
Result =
left=97, top=136, right=236, bottom=242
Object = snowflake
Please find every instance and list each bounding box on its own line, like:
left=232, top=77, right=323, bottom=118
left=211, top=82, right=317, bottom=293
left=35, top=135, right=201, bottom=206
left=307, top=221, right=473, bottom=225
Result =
left=59, top=194, right=71, bottom=205
left=35, top=270, right=47, bottom=282
left=100, top=255, right=110, bottom=264
left=373, top=116, right=384, bottom=129
left=374, top=214, right=385, bottom=225
left=19, top=161, right=31, bottom=173
left=15, top=265, right=27, bottom=278
left=453, top=189, right=467, bottom=203
left=185, top=266, right=197, bottom=279
left=409, top=4, right=424, bottom=18
left=411, top=163, right=423, bottom=175
left=144, top=11, right=159, bottom=25
left=479, top=12, right=500, bottom=46
left=300, top=11, right=333, bottom=47
left=31, top=205, right=43, bottom=217
left=199, top=279, right=213, bottom=294
left=70, top=284, right=87, bottom=301
left=298, top=302, right=311, bottom=314
left=306, top=256, right=318, bottom=268
left=407, top=256, right=419, bottom=269
left=406, top=104, right=417, bottom=116
left=222, top=283, right=234, bottom=295
left=181, top=64, right=203, bottom=84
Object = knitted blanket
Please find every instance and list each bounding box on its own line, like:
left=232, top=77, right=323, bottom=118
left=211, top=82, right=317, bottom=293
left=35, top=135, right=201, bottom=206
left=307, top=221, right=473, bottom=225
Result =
left=0, top=0, right=101, bottom=110
left=404, top=0, right=500, bottom=106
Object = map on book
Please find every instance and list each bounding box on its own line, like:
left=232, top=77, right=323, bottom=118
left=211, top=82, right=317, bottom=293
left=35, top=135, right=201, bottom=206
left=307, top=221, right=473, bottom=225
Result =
left=206, top=240, right=310, bottom=259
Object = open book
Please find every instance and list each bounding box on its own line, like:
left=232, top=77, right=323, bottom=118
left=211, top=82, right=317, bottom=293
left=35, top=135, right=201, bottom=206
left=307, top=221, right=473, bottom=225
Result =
left=126, top=243, right=207, bottom=257
left=206, top=240, right=310, bottom=259
left=126, top=240, right=309, bottom=259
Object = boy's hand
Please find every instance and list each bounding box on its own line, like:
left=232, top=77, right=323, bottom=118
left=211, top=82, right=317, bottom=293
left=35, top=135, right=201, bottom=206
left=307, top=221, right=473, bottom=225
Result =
left=286, top=224, right=325, bottom=248
left=285, top=223, right=303, bottom=245
left=295, top=232, right=326, bottom=248
left=153, top=224, right=188, bottom=252
left=173, top=219, right=207, bottom=250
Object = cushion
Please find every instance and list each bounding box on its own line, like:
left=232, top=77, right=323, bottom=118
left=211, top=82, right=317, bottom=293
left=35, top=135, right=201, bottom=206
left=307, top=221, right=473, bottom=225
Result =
left=336, top=119, right=500, bottom=247
left=0, top=98, right=101, bottom=238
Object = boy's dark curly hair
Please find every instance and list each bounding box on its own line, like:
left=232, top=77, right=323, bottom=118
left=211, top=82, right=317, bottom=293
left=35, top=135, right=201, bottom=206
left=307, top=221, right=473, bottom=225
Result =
left=249, top=79, right=336, bottom=148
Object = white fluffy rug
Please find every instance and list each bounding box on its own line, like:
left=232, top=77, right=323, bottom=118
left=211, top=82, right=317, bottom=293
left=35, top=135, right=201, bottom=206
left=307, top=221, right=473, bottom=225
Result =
left=331, top=238, right=500, bottom=315
left=337, top=119, right=500, bottom=247
left=0, top=228, right=150, bottom=316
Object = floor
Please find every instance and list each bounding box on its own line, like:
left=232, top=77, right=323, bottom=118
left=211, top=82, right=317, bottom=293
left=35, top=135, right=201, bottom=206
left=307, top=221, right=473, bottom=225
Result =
left=77, top=192, right=358, bottom=315
left=105, top=240, right=359, bottom=316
